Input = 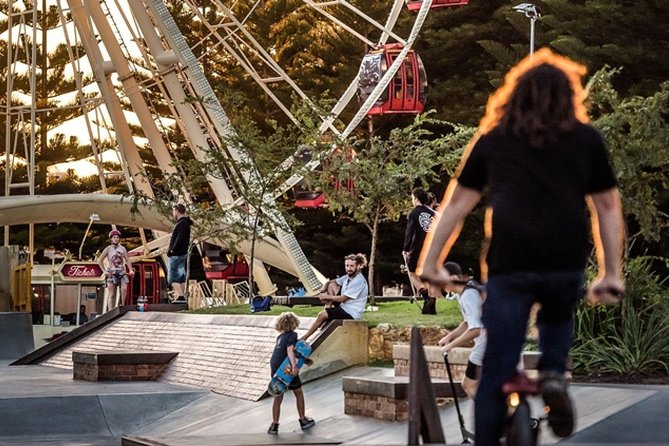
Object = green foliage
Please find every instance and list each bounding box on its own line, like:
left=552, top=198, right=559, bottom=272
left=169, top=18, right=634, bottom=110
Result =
left=572, top=256, right=669, bottom=375
left=188, top=298, right=463, bottom=329
left=588, top=70, right=669, bottom=242
left=307, top=113, right=473, bottom=294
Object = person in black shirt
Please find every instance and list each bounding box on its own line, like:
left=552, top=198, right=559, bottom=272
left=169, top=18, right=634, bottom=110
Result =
left=402, top=187, right=436, bottom=311
left=267, top=312, right=315, bottom=435
left=167, top=204, right=192, bottom=304
left=419, top=49, right=624, bottom=445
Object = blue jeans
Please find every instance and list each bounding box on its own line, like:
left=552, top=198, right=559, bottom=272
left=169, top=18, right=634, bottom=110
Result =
left=168, top=254, right=187, bottom=284
left=475, top=271, right=584, bottom=446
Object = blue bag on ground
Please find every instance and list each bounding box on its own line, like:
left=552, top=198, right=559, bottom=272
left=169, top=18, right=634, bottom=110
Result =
left=251, top=295, right=273, bottom=313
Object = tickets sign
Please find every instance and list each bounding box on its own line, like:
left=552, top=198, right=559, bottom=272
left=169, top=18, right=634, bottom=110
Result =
left=59, top=262, right=104, bottom=283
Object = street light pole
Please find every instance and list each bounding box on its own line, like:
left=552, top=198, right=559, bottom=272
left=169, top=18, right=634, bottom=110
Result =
left=78, top=213, right=100, bottom=260
left=513, top=3, right=541, bottom=58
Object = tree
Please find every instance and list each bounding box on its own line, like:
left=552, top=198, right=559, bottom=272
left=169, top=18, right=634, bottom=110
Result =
left=587, top=69, right=669, bottom=243
left=309, top=113, right=474, bottom=297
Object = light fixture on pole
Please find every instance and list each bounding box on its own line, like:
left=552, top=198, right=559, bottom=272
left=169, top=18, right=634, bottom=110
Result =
left=513, top=3, right=541, bottom=58
left=78, top=213, right=100, bottom=260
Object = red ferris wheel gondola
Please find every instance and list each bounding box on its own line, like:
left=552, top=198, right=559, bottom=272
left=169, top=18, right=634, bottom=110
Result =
left=406, top=0, right=469, bottom=11
left=357, top=43, right=427, bottom=115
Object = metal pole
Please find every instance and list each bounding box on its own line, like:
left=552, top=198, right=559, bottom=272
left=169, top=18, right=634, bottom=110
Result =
left=50, top=255, right=55, bottom=326
left=76, top=283, right=81, bottom=326
left=529, top=16, right=536, bottom=58
left=78, top=218, right=94, bottom=260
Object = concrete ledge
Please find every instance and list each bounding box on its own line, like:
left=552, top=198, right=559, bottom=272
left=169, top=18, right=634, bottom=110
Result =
left=343, top=376, right=464, bottom=399
left=73, top=351, right=177, bottom=382
left=393, top=345, right=471, bottom=364
left=343, top=375, right=464, bottom=421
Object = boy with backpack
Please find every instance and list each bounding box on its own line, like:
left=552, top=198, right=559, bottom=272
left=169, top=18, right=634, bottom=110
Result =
left=267, top=312, right=315, bottom=435
left=438, top=261, right=486, bottom=399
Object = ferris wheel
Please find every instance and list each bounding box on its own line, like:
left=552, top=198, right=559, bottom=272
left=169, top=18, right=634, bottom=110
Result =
left=169, top=0, right=469, bottom=197
left=0, top=0, right=468, bottom=295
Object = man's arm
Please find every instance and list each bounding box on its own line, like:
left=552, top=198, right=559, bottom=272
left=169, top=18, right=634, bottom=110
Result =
left=403, top=211, right=415, bottom=254
left=418, top=181, right=482, bottom=287
left=586, top=187, right=625, bottom=305
left=319, top=293, right=350, bottom=304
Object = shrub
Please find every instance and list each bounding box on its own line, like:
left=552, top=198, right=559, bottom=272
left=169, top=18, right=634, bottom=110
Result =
left=571, top=256, right=669, bottom=376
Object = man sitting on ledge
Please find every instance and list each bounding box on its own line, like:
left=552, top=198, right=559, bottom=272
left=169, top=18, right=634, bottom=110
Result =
left=300, top=253, right=369, bottom=341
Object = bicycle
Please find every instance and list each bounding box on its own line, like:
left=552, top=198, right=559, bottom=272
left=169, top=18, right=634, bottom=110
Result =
left=503, top=372, right=543, bottom=446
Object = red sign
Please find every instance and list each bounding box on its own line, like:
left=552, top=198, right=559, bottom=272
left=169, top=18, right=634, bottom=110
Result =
left=59, top=262, right=104, bottom=283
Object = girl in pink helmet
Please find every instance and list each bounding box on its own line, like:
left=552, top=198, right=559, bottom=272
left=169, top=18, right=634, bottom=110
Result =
left=97, top=229, right=134, bottom=311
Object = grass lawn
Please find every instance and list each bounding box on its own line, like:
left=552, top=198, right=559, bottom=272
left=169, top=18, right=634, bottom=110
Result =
left=188, top=298, right=463, bottom=329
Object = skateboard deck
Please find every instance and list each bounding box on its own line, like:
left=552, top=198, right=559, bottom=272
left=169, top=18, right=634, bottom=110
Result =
left=267, top=340, right=312, bottom=396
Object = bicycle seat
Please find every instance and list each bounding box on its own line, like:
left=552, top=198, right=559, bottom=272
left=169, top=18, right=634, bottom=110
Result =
left=502, top=372, right=540, bottom=396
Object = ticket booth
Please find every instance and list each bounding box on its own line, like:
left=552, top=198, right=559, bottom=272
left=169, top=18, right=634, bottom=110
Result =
left=31, top=262, right=104, bottom=326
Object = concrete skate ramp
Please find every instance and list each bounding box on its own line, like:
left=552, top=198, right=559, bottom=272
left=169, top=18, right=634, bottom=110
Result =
left=567, top=390, right=669, bottom=443
left=0, top=361, right=205, bottom=444
left=34, top=312, right=368, bottom=401
left=0, top=313, right=35, bottom=360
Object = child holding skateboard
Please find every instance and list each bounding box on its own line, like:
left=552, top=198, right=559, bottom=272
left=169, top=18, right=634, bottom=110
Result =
left=268, top=312, right=315, bottom=435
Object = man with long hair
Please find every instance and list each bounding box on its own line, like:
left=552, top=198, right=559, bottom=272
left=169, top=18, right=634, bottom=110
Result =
left=419, top=49, right=624, bottom=445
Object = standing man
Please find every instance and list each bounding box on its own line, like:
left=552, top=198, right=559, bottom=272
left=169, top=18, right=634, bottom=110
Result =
left=300, top=253, right=368, bottom=341
left=168, top=203, right=192, bottom=304
left=403, top=187, right=436, bottom=312
left=419, top=49, right=624, bottom=445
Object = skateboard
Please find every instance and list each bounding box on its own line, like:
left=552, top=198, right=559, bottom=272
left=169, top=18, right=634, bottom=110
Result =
left=267, top=340, right=312, bottom=396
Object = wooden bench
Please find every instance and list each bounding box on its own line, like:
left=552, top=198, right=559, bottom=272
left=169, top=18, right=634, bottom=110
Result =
left=343, top=375, right=466, bottom=421
left=72, top=351, right=178, bottom=382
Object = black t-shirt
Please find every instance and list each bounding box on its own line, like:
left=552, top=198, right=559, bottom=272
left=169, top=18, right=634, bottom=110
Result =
left=404, top=205, right=436, bottom=253
left=457, top=123, right=617, bottom=274
left=270, top=330, right=298, bottom=375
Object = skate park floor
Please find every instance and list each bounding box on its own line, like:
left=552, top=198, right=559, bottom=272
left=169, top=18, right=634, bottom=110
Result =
left=1, top=360, right=668, bottom=446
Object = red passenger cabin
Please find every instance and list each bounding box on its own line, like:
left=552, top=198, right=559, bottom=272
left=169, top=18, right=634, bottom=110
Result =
left=203, top=246, right=249, bottom=282
left=129, top=260, right=162, bottom=304
left=357, top=43, right=427, bottom=115
left=292, top=146, right=355, bottom=209
left=406, top=0, right=469, bottom=11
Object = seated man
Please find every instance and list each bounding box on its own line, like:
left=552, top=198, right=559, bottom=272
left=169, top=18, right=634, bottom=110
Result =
left=300, top=253, right=369, bottom=341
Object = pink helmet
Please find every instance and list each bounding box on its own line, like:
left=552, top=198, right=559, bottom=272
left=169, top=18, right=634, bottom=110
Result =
left=108, top=229, right=121, bottom=239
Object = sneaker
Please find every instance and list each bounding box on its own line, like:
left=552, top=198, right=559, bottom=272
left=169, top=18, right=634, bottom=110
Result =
left=541, top=371, right=575, bottom=437
left=299, top=417, right=315, bottom=430
left=267, top=422, right=279, bottom=435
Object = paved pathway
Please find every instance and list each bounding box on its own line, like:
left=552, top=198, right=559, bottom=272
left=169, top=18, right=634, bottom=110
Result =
left=2, top=356, right=668, bottom=445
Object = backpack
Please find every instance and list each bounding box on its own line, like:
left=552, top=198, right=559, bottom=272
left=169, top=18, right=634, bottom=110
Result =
left=464, top=279, right=486, bottom=300
left=251, top=296, right=273, bottom=313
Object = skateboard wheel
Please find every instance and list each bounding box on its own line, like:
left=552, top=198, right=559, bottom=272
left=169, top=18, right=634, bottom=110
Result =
left=268, top=382, right=283, bottom=396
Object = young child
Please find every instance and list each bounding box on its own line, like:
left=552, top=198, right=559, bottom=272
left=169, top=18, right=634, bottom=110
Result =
left=97, top=229, right=134, bottom=311
left=438, top=261, right=486, bottom=399
left=268, top=312, right=315, bottom=435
